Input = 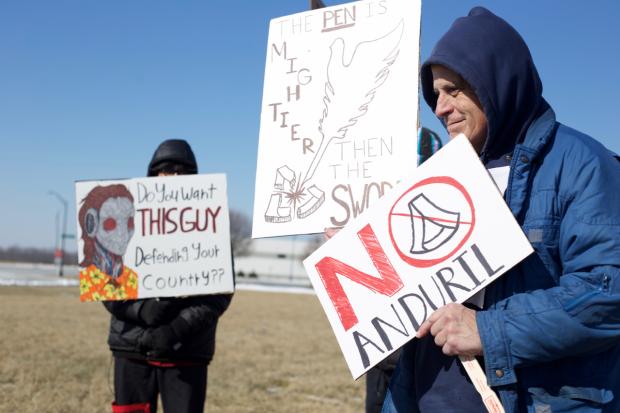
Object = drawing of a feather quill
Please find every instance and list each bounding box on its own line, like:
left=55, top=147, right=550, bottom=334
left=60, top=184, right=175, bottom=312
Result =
left=301, top=20, right=405, bottom=187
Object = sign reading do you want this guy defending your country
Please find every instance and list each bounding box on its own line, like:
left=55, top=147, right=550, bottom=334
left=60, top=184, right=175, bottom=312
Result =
left=75, top=174, right=234, bottom=302
left=253, top=0, right=421, bottom=238
left=304, top=136, right=534, bottom=379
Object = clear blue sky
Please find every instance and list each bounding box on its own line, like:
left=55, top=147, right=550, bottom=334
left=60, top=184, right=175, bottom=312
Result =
left=1, top=0, right=618, bottom=250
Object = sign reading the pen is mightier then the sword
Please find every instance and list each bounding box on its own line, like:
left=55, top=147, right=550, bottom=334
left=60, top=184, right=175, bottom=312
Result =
left=252, top=0, right=421, bottom=238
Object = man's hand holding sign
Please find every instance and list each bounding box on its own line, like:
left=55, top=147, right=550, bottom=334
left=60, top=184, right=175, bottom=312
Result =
left=416, top=302, right=481, bottom=357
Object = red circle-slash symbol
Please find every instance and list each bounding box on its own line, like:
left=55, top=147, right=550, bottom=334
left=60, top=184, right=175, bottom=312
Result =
left=388, top=176, right=475, bottom=268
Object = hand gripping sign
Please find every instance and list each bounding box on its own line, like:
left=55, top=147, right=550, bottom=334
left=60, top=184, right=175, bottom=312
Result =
left=303, top=136, right=533, bottom=386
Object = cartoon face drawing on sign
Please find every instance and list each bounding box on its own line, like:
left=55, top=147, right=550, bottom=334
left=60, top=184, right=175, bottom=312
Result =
left=264, top=20, right=405, bottom=224
left=388, top=176, right=476, bottom=268
left=78, top=184, right=138, bottom=301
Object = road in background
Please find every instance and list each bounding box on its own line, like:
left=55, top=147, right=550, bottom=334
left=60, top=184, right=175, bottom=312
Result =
left=0, top=262, right=313, bottom=294
left=0, top=262, right=79, bottom=286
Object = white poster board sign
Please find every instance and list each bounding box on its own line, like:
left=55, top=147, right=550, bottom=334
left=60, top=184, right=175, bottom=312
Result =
left=303, top=136, right=534, bottom=378
left=75, top=174, right=234, bottom=302
left=253, top=0, right=421, bottom=238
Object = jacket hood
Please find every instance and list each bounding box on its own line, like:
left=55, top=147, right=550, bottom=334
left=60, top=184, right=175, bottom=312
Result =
left=421, top=7, right=548, bottom=161
left=147, top=139, right=198, bottom=176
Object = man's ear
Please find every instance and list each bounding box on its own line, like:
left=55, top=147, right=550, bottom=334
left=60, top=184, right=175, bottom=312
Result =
left=84, top=208, right=98, bottom=238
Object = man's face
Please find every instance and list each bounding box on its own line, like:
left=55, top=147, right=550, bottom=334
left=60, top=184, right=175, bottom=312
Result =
left=431, top=65, right=488, bottom=153
left=96, top=197, right=135, bottom=256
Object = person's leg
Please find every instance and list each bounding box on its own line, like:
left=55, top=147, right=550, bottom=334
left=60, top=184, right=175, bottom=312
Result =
left=113, top=357, right=158, bottom=413
left=366, top=367, right=387, bottom=413
left=159, top=364, right=208, bottom=413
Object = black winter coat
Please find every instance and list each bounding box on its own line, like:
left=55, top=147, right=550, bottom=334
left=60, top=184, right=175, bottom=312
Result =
left=103, top=293, right=232, bottom=363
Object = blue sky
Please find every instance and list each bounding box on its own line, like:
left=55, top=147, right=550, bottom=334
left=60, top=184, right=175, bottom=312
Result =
left=1, top=0, right=618, bottom=250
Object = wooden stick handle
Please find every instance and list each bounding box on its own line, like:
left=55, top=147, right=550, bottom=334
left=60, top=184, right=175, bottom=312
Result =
left=459, top=355, right=505, bottom=413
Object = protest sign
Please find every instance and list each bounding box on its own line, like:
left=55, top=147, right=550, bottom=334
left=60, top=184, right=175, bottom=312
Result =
left=75, top=174, right=234, bottom=302
left=253, top=0, right=421, bottom=238
left=303, top=135, right=534, bottom=378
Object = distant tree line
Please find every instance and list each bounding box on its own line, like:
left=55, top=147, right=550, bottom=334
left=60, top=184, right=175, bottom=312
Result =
left=0, top=246, right=78, bottom=265
left=229, top=209, right=252, bottom=256
left=1, top=210, right=253, bottom=265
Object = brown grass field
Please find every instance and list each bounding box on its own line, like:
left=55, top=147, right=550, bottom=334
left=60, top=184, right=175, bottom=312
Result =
left=0, top=286, right=365, bottom=413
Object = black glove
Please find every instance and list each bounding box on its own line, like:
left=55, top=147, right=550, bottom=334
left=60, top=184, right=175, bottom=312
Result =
left=139, top=299, right=177, bottom=326
left=139, top=325, right=179, bottom=357
left=139, top=317, right=191, bottom=357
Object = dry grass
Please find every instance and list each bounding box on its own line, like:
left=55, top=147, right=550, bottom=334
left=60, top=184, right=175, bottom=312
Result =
left=0, top=286, right=364, bottom=413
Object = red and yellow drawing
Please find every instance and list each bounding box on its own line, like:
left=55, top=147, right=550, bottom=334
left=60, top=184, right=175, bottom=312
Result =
left=79, top=264, right=138, bottom=301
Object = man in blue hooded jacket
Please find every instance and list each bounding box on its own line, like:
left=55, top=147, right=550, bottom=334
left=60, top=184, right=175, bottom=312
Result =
left=383, top=7, right=620, bottom=413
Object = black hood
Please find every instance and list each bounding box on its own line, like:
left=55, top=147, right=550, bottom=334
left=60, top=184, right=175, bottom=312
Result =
left=421, top=7, right=548, bottom=161
left=147, top=139, right=198, bottom=176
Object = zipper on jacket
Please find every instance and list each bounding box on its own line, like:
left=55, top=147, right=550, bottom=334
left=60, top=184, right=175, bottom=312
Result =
left=564, top=274, right=610, bottom=312
left=602, top=274, right=610, bottom=292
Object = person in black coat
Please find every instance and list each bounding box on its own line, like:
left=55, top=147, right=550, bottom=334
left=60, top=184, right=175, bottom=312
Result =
left=105, top=139, right=233, bottom=413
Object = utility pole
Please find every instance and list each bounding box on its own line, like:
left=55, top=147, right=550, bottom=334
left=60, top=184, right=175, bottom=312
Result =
left=49, top=191, right=68, bottom=277
left=53, top=211, right=60, bottom=267
left=310, top=0, right=326, bottom=10
left=289, top=235, right=296, bottom=284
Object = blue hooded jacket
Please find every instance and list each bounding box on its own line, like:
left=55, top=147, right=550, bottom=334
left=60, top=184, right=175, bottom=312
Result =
left=384, top=7, right=620, bottom=413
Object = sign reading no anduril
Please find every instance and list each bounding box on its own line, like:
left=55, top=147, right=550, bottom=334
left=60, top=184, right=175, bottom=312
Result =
left=303, top=135, right=533, bottom=378
left=74, top=174, right=234, bottom=302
